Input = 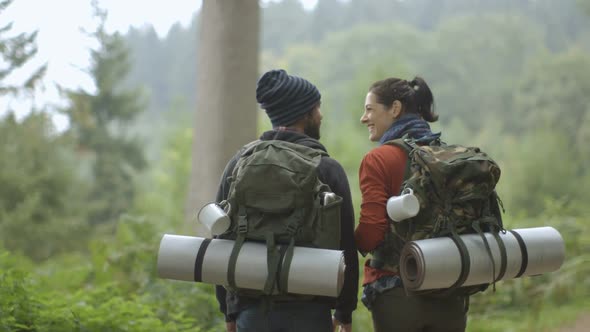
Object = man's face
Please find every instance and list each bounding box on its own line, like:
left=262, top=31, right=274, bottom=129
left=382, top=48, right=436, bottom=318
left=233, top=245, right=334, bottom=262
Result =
left=304, top=105, right=322, bottom=140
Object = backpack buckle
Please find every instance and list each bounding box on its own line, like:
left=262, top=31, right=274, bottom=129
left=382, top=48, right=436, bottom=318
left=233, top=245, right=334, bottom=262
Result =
left=285, top=221, right=298, bottom=235
left=238, top=213, right=248, bottom=234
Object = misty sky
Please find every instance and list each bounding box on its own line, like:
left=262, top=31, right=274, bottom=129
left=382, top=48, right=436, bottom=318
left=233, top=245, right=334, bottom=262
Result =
left=1, top=0, right=318, bottom=129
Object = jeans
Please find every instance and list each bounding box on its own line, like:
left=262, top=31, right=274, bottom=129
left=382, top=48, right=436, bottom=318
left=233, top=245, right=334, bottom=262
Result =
left=371, top=287, right=468, bottom=332
left=361, top=275, right=403, bottom=310
left=236, top=301, right=332, bottom=332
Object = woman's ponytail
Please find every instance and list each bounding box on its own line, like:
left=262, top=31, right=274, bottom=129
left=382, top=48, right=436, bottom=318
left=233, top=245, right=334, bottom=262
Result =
left=409, top=76, right=438, bottom=122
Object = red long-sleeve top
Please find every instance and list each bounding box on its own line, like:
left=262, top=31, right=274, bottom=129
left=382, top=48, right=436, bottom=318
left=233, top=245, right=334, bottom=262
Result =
left=355, top=144, right=407, bottom=285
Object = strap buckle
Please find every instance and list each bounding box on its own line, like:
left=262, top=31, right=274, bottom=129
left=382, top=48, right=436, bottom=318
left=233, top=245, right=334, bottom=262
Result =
left=285, top=222, right=298, bottom=235
left=237, top=213, right=248, bottom=234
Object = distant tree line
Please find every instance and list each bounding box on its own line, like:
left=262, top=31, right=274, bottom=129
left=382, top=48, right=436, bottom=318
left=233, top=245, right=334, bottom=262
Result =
left=123, top=0, right=590, bottom=118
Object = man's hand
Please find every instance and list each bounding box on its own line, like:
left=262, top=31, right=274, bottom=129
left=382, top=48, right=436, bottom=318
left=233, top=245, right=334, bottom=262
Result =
left=226, top=321, right=236, bottom=332
left=332, top=316, right=352, bottom=332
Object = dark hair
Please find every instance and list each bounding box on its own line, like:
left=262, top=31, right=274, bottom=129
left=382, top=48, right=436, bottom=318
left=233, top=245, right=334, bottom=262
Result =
left=369, top=76, right=439, bottom=122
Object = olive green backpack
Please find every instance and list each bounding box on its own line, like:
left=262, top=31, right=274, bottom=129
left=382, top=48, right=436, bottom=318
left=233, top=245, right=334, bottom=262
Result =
left=218, top=140, right=342, bottom=297
left=372, top=137, right=505, bottom=296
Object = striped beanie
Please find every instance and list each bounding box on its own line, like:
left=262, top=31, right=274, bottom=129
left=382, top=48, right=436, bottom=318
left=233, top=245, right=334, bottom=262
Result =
left=256, top=69, right=321, bottom=127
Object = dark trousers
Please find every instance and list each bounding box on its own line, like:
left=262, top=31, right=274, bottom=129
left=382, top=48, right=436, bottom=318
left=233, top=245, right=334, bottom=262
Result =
left=371, top=287, right=468, bottom=332
left=236, top=301, right=332, bottom=332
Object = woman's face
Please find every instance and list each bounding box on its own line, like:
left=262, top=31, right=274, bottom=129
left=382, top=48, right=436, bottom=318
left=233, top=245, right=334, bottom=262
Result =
left=360, top=91, right=396, bottom=142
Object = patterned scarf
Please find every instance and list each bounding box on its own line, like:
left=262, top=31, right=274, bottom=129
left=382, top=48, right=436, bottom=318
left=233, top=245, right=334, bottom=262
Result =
left=379, top=113, right=441, bottom=145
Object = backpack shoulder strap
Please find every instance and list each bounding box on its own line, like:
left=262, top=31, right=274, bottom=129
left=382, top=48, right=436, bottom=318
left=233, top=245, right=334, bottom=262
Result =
left=263, top=140, right=329, bottom=163
left=383, top=137, right=414, bottom=154
left=224, top=140, right=261, bottom=190
left=383, top=137, right=416, bottom=183
left=239, top=139, right=262, bottom=157
left=382, top=136, right=446, bottom=182
left=294, top=138, right=330, bottom=158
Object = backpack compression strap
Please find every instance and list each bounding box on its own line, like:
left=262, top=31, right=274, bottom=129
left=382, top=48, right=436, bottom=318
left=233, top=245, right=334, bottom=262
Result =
left=472, top=218, right=508, bottom=291
left=278, top=202, right=307, bottom=294
left=278, top=237, right=296, bottom=293
left=227, top=206, right=248, bottom=291
left=447, top=223, right=471, bottom=291
left=263, top=232, right=281, bottom=295
left=225, top=206, right=295, bottom=295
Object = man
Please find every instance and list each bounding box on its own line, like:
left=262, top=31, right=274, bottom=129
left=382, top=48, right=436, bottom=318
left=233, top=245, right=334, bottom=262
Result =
left=215, top=69, right=358, bottom=332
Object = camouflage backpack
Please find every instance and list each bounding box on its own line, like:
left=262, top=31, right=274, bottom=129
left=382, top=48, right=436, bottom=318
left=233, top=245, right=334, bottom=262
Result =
left=371, top=136, right=505, bottom=296
left=218, top=140, right=342, bottom=296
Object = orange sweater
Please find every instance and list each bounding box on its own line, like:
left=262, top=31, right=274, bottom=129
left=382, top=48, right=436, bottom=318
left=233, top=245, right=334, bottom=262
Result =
left=355, top=144, right=407, bottom=285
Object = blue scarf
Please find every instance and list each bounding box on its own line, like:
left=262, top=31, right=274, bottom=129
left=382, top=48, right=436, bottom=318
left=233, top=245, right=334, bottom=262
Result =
left=379, top=113, right=441, bottom=145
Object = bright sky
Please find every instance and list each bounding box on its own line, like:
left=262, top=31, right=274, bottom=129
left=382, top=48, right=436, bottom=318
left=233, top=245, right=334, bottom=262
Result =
left=1, top=0, right=318, bottom=130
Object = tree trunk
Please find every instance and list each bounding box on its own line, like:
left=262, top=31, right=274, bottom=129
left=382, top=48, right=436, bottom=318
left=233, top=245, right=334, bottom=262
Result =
left=186, top=0, right=259, bottom=235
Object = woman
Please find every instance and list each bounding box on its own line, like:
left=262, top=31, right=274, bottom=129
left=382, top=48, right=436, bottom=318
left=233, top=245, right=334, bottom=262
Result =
left=355, top=76, right=468, bottom=332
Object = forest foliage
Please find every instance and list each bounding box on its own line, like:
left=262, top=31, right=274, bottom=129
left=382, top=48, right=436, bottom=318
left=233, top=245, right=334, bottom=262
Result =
left=1, top=0, right=589, bottom=331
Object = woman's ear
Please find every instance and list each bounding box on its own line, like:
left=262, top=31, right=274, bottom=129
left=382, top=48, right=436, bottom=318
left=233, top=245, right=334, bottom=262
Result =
left=391, top=100, right=403, bottom=119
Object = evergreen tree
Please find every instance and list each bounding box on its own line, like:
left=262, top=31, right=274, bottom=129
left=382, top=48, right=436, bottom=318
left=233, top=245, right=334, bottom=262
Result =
left=60, top=4, right=146, bottom=225
left=0, top=0, right=46, bottom=97
left=0, top=113, right=89, bottom=260
left=0, top=0, right=84, bottom=261
left=262, top=0, right=308, bottom=52
left=309, top=0, right=347, bottom=42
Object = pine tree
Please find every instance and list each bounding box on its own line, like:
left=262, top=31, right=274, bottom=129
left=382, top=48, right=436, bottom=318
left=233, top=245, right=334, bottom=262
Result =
left=0, top=113, right=89, bottom=260
left=0, top=0, right=46, bottom=97
left=61, top=4, right=146, bottom=225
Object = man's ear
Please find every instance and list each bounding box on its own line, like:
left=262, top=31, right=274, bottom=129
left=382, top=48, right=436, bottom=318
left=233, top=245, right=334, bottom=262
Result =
left=391, top=100, right=402, bottom=119
left=303, top=109, right=316, bottom=121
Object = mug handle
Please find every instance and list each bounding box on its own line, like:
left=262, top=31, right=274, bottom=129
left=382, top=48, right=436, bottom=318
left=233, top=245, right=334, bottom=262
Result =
left=401, top=188, right=414, bottom=196
left=219, top=200, right=232, bottom=215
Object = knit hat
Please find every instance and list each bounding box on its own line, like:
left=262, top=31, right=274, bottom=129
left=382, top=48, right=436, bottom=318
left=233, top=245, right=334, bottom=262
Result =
left=256, top=69, right=321, bottom=127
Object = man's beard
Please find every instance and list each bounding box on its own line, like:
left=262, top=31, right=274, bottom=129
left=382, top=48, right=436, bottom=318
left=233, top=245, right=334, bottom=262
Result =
left=304, top=118, right=321, bottom=140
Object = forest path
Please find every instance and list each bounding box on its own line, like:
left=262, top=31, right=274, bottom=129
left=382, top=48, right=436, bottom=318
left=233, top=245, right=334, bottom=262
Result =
left=555, top=312, right=590, bottom=332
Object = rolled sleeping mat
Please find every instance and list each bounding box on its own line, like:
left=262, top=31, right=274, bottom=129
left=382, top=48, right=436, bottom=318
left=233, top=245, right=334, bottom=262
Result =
left=400, top=226, right=565, bottom=291
left=157, top=234, right=346, bottom=297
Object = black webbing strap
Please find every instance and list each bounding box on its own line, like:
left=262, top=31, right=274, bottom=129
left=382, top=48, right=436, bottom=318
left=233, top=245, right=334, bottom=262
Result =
left=227, top=234, right=245, bottom=290
left=263, top=232, right=281, bottom=295
left=278, top=238, right=296, bottom=294
left=449, top=228, right=471, bottom=290
left=491, top=230, right=508, bottom=282
left=227, top=206, right=248, bottom=290
left=276, top=243, right=290, bottom=293
left=472, top=221, right=497, bottom=290
left=194, top=238, right=212, bottom=282
left=510, top=230, right=529, bottom=278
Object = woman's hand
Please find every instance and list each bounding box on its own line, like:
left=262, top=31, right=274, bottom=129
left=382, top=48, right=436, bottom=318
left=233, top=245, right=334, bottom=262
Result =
left=332, top=316, right=352, bottom=332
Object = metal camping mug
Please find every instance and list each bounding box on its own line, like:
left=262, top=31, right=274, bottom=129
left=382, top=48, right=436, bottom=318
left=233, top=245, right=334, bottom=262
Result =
left=197, top=202, right=231, bottom=236
left=322, top=192, right=337, bottom=206
left=386, top=188, right=420, bottom=222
